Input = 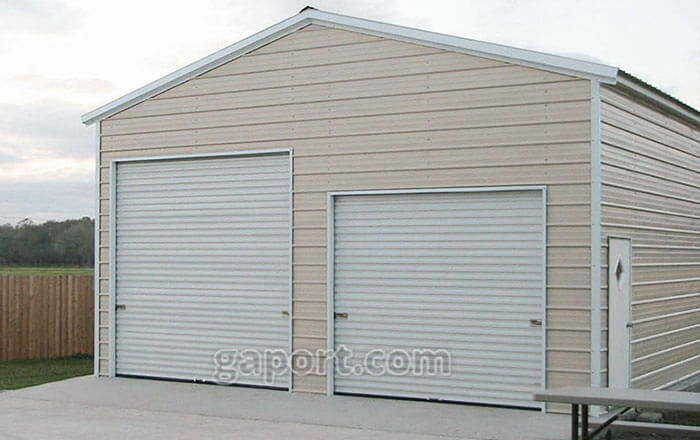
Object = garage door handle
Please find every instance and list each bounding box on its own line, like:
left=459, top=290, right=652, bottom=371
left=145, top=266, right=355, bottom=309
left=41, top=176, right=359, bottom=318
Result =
left=335, top=312, right=348, bottom=319
left=116, top=304, right=126, bottom=311
left=281, top=310, right=290, bottom=317
left=529, top=319, right=542, bottom=327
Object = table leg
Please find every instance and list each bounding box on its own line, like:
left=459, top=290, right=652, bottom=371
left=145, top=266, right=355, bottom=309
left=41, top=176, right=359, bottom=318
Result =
left=572, top=404, right=579, bottom=440
left=582, top=404, right=589, bottom=440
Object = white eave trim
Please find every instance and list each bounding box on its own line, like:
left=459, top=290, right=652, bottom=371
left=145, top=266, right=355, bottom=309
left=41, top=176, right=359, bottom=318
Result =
left=614, top=72, right=700, bottom=127
left=81, top=7, right=619, bottom=125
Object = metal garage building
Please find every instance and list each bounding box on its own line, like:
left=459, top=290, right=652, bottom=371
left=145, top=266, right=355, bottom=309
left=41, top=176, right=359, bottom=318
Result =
left=82, top=8, right=699, bottom=411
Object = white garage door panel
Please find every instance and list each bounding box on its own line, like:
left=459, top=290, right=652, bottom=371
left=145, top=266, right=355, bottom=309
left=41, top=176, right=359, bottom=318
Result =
left=114, top=154, right=290, bottom=388
left=332, top=190, right=545, bottom=408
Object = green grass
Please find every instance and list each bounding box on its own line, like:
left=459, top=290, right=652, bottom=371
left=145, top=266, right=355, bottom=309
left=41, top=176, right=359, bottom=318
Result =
left=0, top=355, right=93, bottom=390
left=0, top=267, right=93, bottom=275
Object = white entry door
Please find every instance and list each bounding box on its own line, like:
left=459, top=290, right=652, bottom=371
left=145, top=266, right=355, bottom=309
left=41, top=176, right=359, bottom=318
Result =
left=608, top=237, right=632, bottom=388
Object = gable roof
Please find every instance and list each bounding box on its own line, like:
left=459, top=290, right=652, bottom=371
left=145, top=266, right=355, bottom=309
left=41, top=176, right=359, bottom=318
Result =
left=81, top=7, right=696, bottom=126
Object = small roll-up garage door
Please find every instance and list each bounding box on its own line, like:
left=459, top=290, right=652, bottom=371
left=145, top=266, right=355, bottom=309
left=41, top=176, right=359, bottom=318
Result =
left=331, top=189, right=545, bottom=408
left=113, top=153, right=291, bottom=388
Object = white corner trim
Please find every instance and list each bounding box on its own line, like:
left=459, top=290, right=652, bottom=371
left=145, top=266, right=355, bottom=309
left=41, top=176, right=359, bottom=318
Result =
left=93, top=123, right=101, bottom=376
left=81, top=8, right=618, bottom=125
left=590, top=80, right=603, bottom=395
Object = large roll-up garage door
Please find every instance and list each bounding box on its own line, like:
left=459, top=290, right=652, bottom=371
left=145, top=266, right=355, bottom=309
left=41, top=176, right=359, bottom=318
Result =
left=331, top=189, right=545, bottom=408
left=113, top=153, right=291, bottom=388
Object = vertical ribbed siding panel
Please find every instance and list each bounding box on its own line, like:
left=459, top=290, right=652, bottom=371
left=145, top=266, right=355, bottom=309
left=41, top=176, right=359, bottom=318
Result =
left=331, top=190, right=545, bottom=408
left=114, top=154, right=291, bottom=387
left=600, top=85, right=700, bottom=390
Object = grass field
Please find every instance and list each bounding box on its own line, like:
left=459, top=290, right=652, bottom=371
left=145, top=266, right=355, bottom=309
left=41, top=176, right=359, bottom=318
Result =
left=0, top=356, right=93, bottom=390
left=0, top=267, right=93, bottom=275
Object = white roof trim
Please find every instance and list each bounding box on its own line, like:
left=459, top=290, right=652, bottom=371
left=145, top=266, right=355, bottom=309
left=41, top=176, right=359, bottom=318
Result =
left=81, top=13, right=312, bottom=125
left=82, top=8, right=619, bottom=125
left=306, top=9, right=618, bottom=82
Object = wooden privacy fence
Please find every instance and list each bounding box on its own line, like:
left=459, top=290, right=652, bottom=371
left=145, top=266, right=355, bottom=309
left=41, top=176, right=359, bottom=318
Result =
left=0, top=275, right=94, bottom=361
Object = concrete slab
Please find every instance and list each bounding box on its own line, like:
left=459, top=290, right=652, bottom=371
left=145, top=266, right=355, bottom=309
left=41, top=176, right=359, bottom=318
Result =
left=1, top=376, right=569, bottom=439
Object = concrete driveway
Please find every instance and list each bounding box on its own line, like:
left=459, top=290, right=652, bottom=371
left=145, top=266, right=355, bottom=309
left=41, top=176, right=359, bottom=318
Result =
left=0, top=376, right=569, bottom=440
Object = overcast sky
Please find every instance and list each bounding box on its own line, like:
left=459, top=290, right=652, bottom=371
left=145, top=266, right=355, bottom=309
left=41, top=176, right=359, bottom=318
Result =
left=1, top=0, right=698, bottom=224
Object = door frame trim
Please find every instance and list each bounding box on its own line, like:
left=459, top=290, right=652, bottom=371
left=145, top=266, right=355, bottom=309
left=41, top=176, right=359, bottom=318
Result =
left=326, top=185, right=547, bottom=410
left=108, top=148, right=293, bottom=388
left=607, top=235, right=633, bottom=388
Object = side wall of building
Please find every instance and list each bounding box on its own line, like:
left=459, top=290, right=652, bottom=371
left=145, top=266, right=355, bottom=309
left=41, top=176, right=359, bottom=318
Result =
left=600, top=85, right=700, bottom=389
left=95, top=25, right=594, bottom=400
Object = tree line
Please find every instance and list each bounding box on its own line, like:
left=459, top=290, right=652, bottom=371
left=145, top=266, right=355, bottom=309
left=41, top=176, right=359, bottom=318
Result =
left=0, top=217, right=94, bottom=267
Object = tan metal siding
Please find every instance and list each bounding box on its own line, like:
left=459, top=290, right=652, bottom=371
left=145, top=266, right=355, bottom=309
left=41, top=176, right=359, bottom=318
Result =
left=600, top=85, right=700, bottom=390
left=96, top=25, right=593, bottom=397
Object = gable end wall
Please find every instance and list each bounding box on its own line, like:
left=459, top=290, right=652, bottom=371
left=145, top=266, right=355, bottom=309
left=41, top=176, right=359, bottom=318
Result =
left=95, top=25, right=594, bottom=409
